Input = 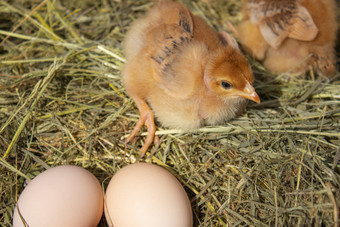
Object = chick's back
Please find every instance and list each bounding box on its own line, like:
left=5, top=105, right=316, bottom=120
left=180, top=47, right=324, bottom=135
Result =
left=124, top=0, right=222, bottom=58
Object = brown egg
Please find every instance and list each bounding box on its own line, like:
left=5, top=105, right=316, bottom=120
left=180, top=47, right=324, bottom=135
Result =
left=13, top=165, right=103, bottom=227
left=105, top=163, right=193, bottom=227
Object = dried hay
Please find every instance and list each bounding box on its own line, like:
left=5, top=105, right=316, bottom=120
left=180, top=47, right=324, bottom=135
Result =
left=0, top=0, right=339, bottom=226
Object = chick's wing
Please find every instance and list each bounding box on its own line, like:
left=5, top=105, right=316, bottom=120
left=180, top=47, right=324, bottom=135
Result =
left=247, top=0, right=318, bottom=48
left=146, top=5, right=198, bottom=99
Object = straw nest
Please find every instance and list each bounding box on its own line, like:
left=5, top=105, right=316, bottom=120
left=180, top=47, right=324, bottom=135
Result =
left=1, top=0, right=339, bottom=226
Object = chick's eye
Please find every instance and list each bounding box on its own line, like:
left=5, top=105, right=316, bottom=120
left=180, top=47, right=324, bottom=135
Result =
left=220, top=81, right=232, bottom=90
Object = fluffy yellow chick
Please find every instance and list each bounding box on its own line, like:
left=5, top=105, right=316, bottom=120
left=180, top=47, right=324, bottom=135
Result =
left=123, top=0, right=260, bottom=156
left=237, top=0, right=338, bottom=77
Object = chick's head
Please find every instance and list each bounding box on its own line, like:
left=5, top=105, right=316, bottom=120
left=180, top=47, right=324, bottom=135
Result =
left=204, top=47, right=260, bottom=104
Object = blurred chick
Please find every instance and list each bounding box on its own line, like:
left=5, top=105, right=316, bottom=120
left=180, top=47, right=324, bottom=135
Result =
left=123, top=0, right=260, bottom=156
left=237, top=0, right=338, bottom=77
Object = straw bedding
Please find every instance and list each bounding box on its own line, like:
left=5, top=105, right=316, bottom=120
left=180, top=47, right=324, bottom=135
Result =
left=0, top=0, right=339, bottom=226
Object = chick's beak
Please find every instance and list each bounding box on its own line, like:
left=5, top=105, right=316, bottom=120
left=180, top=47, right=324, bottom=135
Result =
left=239, top=82, right=261, bottom=104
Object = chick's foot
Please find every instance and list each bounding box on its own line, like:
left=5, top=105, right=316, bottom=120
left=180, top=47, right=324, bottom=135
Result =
left=126, top=96, right=158, bottom=157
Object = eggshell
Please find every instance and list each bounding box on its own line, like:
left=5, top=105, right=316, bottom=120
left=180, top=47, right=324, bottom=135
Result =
left=13, top=165, right=103, bottom=227
left=104, top=163, right=193, bottom=227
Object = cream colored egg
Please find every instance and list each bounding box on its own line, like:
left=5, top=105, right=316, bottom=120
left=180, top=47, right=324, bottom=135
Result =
left=104, top=163, right=193, bottom=227
left=13, top=165, right=103, bottom=227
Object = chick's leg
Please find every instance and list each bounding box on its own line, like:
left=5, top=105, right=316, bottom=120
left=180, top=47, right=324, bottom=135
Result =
left=126, top=95, right=158, bottom=156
